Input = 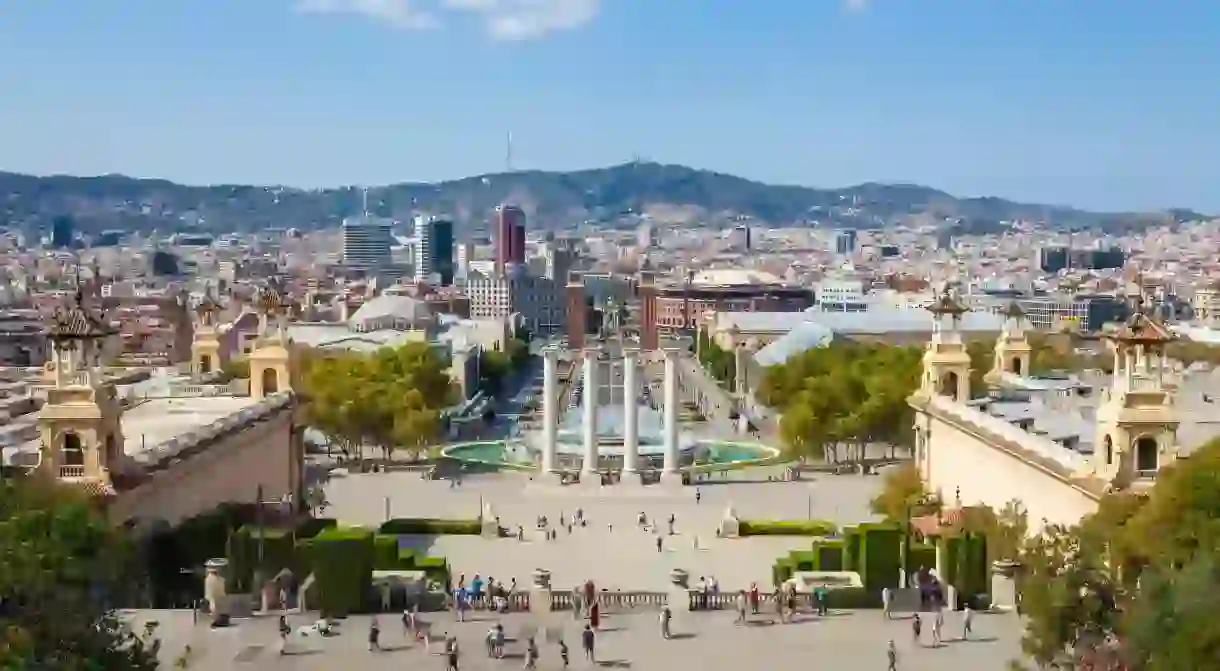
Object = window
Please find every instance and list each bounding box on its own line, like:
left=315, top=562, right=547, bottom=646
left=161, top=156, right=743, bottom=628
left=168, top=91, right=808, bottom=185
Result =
left=1135, top=437, right=1158, bottom=473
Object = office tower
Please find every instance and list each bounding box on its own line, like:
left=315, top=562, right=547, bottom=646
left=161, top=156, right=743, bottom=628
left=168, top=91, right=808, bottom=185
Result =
left=51, top=215, right=74, bottom=249
left=415, top=217, right=455, bottom=285
left=455, top=241, right=474, bottom=279
left=494, top=204, right=526, bottom=274
left=638, top=222, right=655, bottom=248
left=834, top=229, right=857, bottom=255
left=342, top=215, right=393, bottom=267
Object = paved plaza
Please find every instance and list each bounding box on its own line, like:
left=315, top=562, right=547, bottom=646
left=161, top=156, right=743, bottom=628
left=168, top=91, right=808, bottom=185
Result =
left=324, top=466, right=882, bottom=590
left=135, top=605, right=1024, bottom=669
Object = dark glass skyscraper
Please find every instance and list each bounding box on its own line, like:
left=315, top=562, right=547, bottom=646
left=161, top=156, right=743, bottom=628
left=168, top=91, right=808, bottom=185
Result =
left=51, top=215, right=74, bottom=248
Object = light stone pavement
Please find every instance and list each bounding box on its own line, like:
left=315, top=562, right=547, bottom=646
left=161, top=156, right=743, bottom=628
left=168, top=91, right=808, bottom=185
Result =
left=134, top=606, right=1024, bottom=670
left=324, top=467, right=882, bottom=590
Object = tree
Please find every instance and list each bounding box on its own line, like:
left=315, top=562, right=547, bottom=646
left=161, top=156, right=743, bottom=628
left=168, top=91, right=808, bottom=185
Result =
left=299, top=342, right=456, bottom=462
left=1012, top=438, right=1220, bottom=668
left=869, top=462, right=939, bottom=522
left=478, top=349, right=511, bottom=394
left=0, top=476, right=161, bottom=669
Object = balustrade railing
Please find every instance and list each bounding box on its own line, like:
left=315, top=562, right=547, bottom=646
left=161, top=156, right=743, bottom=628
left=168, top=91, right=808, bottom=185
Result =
left=59, top=465, right=85, bottom=478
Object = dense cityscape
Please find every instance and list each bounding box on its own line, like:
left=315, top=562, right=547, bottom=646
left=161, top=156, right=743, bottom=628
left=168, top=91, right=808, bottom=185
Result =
left=3, top=2, right=1219, bottom=670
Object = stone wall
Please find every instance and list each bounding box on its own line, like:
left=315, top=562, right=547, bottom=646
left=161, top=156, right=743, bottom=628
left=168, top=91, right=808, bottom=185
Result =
left=108, top=408, right=298, bottom=527
left=916, top=400, right=1100, bottom=532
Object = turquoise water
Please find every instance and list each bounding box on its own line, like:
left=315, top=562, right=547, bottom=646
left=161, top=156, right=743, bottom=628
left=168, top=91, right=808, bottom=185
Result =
left=443, top=440, right=777, bottom=469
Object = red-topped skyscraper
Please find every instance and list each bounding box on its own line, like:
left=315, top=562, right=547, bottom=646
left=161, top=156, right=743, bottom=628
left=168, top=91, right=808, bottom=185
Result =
left=494, top=204, right=526, bottom=275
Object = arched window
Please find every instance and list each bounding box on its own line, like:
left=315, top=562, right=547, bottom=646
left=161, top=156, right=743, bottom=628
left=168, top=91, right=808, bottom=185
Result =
left=938, top=372, right=960, bottom=400
left=1011, top=357, right=1023, bottom=376
left=262, top=367, right=279, bottom=395
left=1135, top=437, right=1159, bottom=473
left=61, top=432, right=84, bottom=466
left=1103, top=435, right=1113, bottom=465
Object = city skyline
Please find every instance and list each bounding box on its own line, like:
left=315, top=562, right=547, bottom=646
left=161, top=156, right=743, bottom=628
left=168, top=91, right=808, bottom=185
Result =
left=1, top=1, right=1218, bottom=211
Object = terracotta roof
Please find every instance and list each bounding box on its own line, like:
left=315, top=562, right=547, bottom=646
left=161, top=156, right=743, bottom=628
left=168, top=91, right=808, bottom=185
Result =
left=1109, top=310, right=1173, bottom=345
left=999, top=301, right=1025, bottom=320
left=926, top=284, right=969, bottom=317
left=47, top=290, right=110, bottom=341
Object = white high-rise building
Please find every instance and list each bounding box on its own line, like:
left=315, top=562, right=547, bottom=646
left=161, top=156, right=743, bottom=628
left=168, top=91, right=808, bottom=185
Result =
left=342, top=215, right=393, bottom=268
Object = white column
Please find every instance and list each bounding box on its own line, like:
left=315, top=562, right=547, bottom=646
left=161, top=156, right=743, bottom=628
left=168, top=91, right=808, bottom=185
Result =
left=581, top=347, right=600, bottom=475
left=662, top=348, right=680, bottom=476
left=541, top=347, right=559, bottom=474
left=622, top=348, right=640, bottom=475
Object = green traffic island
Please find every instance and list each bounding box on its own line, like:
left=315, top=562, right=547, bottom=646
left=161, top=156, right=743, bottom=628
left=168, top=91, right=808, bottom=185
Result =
left=765, top=521, right=992, bottom=611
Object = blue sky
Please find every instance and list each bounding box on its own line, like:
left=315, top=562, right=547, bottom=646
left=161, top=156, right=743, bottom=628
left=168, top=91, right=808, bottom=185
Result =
left=1, top=0, right=1217, bottom=211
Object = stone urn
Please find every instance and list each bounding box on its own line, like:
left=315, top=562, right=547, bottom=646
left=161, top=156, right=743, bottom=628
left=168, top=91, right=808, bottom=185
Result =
left=203, top=558, right=229, bottom=615
left=669, top=568, right=690, bottom=589
left=532, top=568, right=552, bottom=590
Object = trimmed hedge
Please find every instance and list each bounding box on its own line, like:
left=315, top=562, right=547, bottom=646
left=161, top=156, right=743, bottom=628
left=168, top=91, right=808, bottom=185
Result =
left=812, top=540, right=844, bottom=571
left=842, top=526, right=862, bottom=572
left=788, top=550, right=816, bottom=572
left=859, top=523, right=902, bottom=594
left=739, top=520, right=838, bottom=537
left=908, top=542, right=937, bottom=574
left=312, top=527, right=375, bottom=616
left=378, top=518, right=481, bottom=535
left=948, top=533, right=989, bottom=607
left=825, top=586, right=882, bottom=609
left=772, top=559, right=794, bottom=587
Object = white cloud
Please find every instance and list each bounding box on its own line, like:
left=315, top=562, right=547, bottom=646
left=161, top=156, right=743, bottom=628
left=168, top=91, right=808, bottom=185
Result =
left=296, top=0, right=601, bottom=40
left=844, top=0, right=869, bottom=11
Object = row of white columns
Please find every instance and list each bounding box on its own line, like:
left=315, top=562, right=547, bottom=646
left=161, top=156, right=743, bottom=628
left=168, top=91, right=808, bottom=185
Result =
left=539, top=345, right=682, bottom=481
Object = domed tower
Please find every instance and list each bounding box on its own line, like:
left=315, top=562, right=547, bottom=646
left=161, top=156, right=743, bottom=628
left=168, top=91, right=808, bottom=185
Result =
left=985, top=300, right=1032, bottom=385
left=191, top=285, right=223, bottom=378
left=919, top=283, right=973, bottom=402
left=37, top=283, right=126, bottom=493
left=1093, top=307, right=1178, bottom=491
left=249, top=281, right=293, bottom=400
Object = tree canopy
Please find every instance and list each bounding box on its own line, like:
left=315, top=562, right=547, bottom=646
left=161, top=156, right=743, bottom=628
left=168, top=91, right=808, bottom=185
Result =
left=299, top=342, right=457, bottom=460
left=1013, top=437, right=1220, bottom=669
left=757, top=342, right=922, bottom=463
left=0, top=476, right=161, bottom=669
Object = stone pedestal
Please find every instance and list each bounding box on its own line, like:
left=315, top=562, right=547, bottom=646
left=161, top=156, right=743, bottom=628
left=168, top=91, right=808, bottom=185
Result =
left=990, top=560, right=1021, bottom=612
left=659, top=470, right=684, bottom=488
left=666, top=568, right=691, bottom=612
left=480, top=503, right=500, bottom=538
left=203, top=558, right=229, bottom=615
left=718, top=505, right=740, bottom=538
left=577, top=474, right=603, bottom=489
left=530, top=569, right=554, bottom=614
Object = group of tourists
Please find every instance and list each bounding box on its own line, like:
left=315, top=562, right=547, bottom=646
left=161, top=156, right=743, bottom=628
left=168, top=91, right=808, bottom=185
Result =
left=453, top=573, right=519, bottom=617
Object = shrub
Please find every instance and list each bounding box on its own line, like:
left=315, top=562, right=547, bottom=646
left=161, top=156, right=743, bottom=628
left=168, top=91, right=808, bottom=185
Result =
left=772, top=558, right=794, bottom=587
left=908, top=542, right=937, bottom=575
left=859, top=523, right=902, bottom=594
left=296, top=517, right=338, bottom=539
left=842, top=526, right=862, bottom=572
left=227, top=526, right=297, bottom=593
left=414, top=556, right=452, bottom=588
left=812, top=540, right=844, bottom=571
left=738, top=520, right=838, bottom=537
left=825, top=586, right=881, bottom=609
left=378, top=518, right=481, bottom=535
left=788, top=550, right=816, bottom=571
left=312, top=527, right=375, bottom=616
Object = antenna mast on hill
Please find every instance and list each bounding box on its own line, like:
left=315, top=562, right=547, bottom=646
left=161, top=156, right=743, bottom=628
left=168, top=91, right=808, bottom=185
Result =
left=505, top=131, right=514, bottom=173
left=361, top=186, right=369, bottom=217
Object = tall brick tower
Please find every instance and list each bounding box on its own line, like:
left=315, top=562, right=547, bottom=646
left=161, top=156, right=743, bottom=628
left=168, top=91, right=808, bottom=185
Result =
left=566, top=273, right=586, bottom=350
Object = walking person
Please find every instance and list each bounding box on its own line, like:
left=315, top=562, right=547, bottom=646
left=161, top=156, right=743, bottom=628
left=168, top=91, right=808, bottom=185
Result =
left=660, top=605, right=672, bottom=639
left=734, top=590, right=748, bottom=625
left=887, top=639, right=898, bottom=671
left=524, top=637, right=539, bottom=670
left=581, top=624, right=596, bottom=664
left=368, top=617, right=382, bottom=652
left=559, top=638, right=570, bottom=668
left=882, top=586, right=892, bottom=620
left=962, top=605, right=974, bottom=640
left=446, top=636, right=460, bottom=671
left=912, top=614, right=922, bottom=646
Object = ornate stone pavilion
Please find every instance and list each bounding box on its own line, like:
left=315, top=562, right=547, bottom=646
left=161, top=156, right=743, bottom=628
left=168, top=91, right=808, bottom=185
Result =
left=910, top=286, right=1220, bottom=532
left=15, top=281, right=305, bottom=528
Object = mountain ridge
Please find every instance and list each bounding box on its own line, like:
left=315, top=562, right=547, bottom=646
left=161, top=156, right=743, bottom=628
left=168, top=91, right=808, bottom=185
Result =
left=0, top=162, right=1205, bottom=235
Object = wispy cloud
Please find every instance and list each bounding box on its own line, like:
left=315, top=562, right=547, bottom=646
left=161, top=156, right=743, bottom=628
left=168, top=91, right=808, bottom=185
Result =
left=295, top=0, right=601, bottom=40
left=844, top=0, right=869, bottom=11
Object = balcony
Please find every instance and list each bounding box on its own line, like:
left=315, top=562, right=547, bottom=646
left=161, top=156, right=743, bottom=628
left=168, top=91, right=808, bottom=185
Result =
left=59, top=465, right=85, bottom=479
